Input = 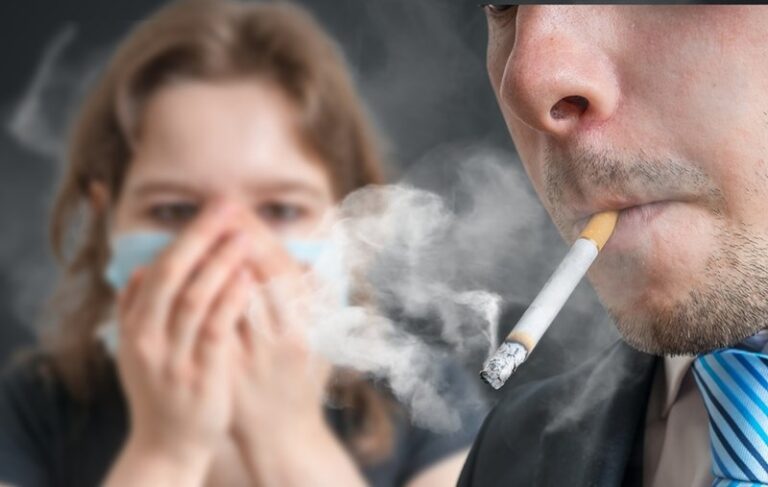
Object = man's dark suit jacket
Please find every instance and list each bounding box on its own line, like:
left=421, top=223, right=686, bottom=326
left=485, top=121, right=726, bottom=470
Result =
left=458, top=338, right=658, bottom=487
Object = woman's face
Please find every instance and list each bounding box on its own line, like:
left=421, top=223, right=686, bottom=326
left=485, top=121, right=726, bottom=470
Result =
left=108, top=79, right=335, bottom=239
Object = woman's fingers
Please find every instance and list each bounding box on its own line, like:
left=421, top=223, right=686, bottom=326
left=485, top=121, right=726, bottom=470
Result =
left=261, top=277, right=302, bottom=335
left=168, top=231, right=251, bottom=370
left=243, top=276, right=315, bottom=367
left=239, top=215, right=303, bottom=282
left=126, top=203, right=237, bottom=337
left=197, top=269, right=253, bottom=376
left=118, top=266, right=146, bottom=321
left=241, top=282, right=274, bottom=350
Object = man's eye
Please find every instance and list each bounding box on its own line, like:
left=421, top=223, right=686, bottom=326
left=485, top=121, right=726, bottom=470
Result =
left=147, top=203, right=199, bottom=225
left=483, top=4, right=518, bottom=17
left=257, top=202, right=306, bottom=224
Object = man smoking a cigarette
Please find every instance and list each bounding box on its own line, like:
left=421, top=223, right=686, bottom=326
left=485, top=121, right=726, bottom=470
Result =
left=460, top=5, right=768, bottom=487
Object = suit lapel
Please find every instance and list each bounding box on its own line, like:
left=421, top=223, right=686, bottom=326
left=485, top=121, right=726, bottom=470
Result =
left=459, top=339, right=657, bottom=486
left=537, top=340, right=657, bottom=486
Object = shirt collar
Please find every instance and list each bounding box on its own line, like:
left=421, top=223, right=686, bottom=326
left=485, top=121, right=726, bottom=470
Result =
left=661, top=354, right=696, bottom=416
left=660, top=330, right=768, bottom=416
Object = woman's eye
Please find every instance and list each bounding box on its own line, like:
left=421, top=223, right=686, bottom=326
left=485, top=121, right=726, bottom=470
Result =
left=257, top=202, right=306, bottom=224
left=147, top=203, right=199, bottom=225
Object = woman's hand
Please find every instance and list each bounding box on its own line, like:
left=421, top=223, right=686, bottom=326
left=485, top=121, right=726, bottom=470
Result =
left=232, top=238, right=331, bottom=430
left=230, top=217, right=332, bottom=436
left=228, top=218, right=366, bottom=487
left=106, top=204, right=253, bottom=487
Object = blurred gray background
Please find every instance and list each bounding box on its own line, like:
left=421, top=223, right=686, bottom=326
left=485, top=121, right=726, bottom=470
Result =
left=0, top=1, right=616, bottom=392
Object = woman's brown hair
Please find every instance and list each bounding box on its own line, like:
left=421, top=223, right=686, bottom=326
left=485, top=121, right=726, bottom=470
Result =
left=44, top=0, right=392, bottom=463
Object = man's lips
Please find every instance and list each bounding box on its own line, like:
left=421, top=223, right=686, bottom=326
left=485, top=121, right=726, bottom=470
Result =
left=571, top=194, right=667, bottom=221
left=571, top=200, right=672, bottom=238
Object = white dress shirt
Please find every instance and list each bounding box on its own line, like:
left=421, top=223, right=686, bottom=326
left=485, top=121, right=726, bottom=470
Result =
left=643, top=355, right=712, bottom=486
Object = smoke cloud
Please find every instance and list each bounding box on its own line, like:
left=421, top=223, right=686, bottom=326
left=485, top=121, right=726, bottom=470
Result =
left=7, top=24, right=106, bottom=160
left=1, top=25, right=108, bottom=328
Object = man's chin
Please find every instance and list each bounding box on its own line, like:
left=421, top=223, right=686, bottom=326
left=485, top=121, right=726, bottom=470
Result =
left=607, top=293, right=767, bottom=356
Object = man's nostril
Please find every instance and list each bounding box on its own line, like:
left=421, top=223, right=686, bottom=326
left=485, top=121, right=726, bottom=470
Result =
left=550, top=95, right=589, bottom=120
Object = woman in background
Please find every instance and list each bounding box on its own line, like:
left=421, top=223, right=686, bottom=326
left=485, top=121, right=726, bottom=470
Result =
left=0, top=1, right=483, bottom=486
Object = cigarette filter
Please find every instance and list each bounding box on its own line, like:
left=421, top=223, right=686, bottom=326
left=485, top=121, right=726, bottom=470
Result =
left=480, top=211, right=618, bottom=390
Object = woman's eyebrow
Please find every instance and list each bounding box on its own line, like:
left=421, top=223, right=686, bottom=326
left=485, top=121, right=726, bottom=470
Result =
left=127, top=180, right=200, bottom=198
left=125, top=178, right=328, bottom=200
left=249, top=180, right=327, bottom=199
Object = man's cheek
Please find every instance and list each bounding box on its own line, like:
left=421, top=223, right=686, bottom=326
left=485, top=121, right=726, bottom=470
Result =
left=486, top=48, right=505, bottom=93
left=486, top=25, right=515, bottom=90
left=508, top=129, right=546, bottom=196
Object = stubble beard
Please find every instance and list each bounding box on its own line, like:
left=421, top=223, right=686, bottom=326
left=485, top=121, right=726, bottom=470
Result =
left=606, top=225, right=768, bottom=356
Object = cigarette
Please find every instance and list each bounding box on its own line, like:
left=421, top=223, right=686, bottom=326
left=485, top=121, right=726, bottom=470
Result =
left=480, top=211, right=619, bottom=390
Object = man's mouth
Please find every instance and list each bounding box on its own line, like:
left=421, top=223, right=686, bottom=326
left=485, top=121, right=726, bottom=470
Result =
left=570, top=199, right=677, bottom=249
left=543, top=146, right=723, bottom=244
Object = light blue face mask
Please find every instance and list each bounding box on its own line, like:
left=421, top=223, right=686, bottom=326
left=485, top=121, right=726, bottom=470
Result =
left=99, top=230, right=348, bottom=353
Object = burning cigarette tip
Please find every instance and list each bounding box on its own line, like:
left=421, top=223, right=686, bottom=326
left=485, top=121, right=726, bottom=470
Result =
left=480, top=341, right=529, bottom=390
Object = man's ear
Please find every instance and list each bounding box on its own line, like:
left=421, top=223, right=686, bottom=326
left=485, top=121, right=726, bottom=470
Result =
left=88, top=180, right=111, bottom=214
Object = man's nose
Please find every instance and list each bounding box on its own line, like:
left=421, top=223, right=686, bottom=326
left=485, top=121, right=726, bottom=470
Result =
left=498, top=6, right=620, bottom=138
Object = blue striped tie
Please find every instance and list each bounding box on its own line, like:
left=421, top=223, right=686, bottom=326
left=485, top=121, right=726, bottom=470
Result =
left=693, top=349, right=768, bottom=486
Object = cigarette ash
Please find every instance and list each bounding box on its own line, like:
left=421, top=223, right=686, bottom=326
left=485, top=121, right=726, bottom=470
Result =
left=480, top=341, right=528, bottom=390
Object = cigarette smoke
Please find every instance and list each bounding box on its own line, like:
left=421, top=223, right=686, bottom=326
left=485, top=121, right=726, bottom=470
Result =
left=7, top=24, right=106, bottom=160
left=310, top=180, right=506, bottom=431
left=1, top=25, right=108, bottom=328
left=298, top=145, right=612, bottom=432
